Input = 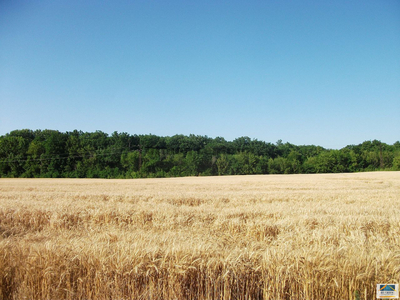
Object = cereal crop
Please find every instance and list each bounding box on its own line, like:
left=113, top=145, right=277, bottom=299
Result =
left=1, top=172, right=399, bottom=299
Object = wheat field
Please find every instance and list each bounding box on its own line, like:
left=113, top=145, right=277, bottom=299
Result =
left=0, top=172, right=399, bottom=299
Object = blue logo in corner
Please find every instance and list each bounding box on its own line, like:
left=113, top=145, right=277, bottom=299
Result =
left=380, top=285, right=397, bottom=291
left=377, top=284, right=399, bottom=299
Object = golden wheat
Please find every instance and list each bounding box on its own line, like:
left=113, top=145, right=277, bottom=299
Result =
left=0, top=172, right=399, bottom=299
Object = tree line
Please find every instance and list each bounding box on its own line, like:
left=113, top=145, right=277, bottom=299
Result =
left=0, top=129, right=399, bottom=178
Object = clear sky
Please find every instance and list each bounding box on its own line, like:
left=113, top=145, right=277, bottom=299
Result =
left=1, top=0, right=399, bottom=149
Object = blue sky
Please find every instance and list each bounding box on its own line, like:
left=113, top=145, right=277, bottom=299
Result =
left=1, top=0, right=399, bottom=149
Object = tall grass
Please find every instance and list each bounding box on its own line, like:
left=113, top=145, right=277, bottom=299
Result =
left=1, top=172, right=399, bottom=299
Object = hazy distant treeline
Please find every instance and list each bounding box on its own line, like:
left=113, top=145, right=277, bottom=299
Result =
left=0, top=129, right=399, bottom=178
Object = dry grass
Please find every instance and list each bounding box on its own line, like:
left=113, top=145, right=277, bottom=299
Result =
left=0, top=172, right=400, bottom=299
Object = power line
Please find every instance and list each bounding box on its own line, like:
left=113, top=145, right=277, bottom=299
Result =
left=0, top=147, right=142, bottom=164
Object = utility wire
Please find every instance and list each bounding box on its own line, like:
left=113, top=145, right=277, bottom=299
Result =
left=0, top=147, right=142, bottom=164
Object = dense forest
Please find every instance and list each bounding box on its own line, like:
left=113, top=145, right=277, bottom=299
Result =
left=0, top=129, right=399, bottom=178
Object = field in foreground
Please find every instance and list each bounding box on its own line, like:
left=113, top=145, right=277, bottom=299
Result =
left=1, top=172, right=400, bottom=299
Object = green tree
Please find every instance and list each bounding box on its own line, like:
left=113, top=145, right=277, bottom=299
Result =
left=231, top=152, right=258, bottom=175
left=392, top=152, right=400, bottom=170
left=166, top=153, right=185, bottom=177
left=141, top=149, right=161, bottom=175
left=184, top=150, right=201, bottom=176
left=0, top=136, right=28, bottom=177
left=121, top=151, right=141, bottom=174
left=24, top=140, right=46, bottom=177
left=268, top=157, right=290, bottom=174
left=216, top=153, right=230, bottom=175
left=286, top=150, right=302, bottom=173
